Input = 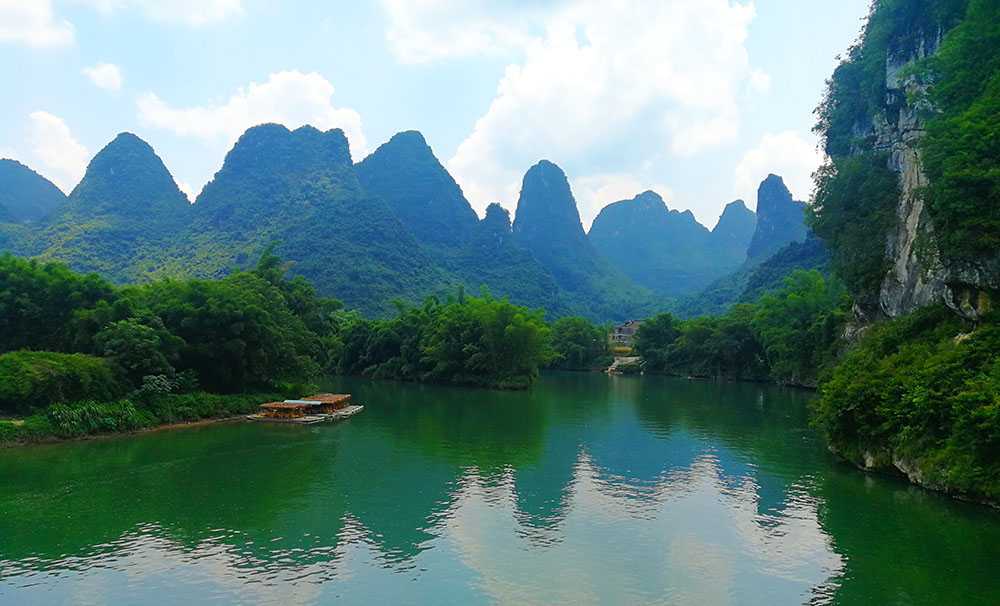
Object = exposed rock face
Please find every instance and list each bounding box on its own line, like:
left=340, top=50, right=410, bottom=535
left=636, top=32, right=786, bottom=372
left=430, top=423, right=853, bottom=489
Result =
left=356, top=130, right=479, bottom=248
left=858, top=29, right=997, bottom=320
left=745, top=175, right=807, bottom=264
left=0, top=159, right=67, bottom=223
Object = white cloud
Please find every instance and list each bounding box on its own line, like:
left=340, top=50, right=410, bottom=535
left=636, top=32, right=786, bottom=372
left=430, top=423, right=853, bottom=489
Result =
left=23, top=111, right=90, bottom=193
left=573, top=173, right=674, bottom=231
left=82, top=62, right=123, bottom=91
left=0, top=0, right=74, bottom=48
left=749, top=68, right=771, bottom=94
left=137, top=70, right=368, bottom=160
left=72, top=0, right=242, bottom=26
left=135, top=0, right=242, bottom=27
left=176, top=180, right=197, bottom=202
left=428, top=0, right=759, bottom=217
left=380, top=0, right=565, bottom=63
left=734, top=130, right=825, bottom=208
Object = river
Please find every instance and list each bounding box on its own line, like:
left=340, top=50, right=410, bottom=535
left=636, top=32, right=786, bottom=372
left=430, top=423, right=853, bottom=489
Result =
left=1, top=373, right=998, bottom=605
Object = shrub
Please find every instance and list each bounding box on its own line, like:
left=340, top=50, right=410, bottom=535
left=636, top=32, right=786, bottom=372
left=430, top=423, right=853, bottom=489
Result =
left=0, top=351, right=124, bottom=415
left=548, top=316, right=609, bottom=370
left=813, top=306, right=1000, bottom=501
left=46, top=400, right=147, bottom=438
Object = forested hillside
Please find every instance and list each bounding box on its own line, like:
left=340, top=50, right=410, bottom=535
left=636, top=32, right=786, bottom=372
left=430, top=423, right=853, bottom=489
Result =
left=588, top=192, right=754, bottom=297
left=0, top=159, right=66, bottom=224
left=5, top=126, right=793, bottom=321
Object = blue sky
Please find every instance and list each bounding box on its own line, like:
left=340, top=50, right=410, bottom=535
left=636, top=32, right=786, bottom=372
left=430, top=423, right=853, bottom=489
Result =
left=0, top=0, right=871, bottom=228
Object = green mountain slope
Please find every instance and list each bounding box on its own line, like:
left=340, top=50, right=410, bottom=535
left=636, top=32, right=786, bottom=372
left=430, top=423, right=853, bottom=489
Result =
left=512, top=160, right=658, bottom=320
left=164, top=124, right=452, bottom=316
left=356, top=131, right=479, bottom=248
left=588, top=191, right=755, bottom=296
left=0, top=159, right=67, bottom=223
left=746, top=174, right=808, bottom=264
left=34, top=133, right=190, bottom=280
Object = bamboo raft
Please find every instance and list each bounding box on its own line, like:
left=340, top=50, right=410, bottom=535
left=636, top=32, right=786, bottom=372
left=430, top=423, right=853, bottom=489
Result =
left=246, top=393, right=364, bottom=425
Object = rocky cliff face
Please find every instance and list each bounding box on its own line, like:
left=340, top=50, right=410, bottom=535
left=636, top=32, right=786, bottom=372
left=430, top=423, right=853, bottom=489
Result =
left=859, top=29, right=996, bottom=320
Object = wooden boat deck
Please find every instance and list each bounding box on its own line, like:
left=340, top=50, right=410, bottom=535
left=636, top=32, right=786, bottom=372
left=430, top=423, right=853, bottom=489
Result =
left=247, top=404, right=364, bottom=425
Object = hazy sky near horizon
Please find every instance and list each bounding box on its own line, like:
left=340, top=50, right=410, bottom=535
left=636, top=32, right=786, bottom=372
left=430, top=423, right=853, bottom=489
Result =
left=0, top=0, right=870, bottom=229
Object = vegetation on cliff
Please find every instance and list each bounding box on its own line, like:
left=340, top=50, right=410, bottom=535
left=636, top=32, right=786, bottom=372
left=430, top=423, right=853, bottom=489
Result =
left=814, top=306, right=1000, bottom=502
left=808, top=0, right=1000, bottom=502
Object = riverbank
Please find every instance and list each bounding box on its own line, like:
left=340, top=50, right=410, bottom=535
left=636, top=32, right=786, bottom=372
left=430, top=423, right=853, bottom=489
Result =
left=0, top=392, right=279, bottom=447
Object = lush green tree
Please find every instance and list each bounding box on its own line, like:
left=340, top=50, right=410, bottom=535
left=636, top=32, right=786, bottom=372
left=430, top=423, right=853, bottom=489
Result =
left=813, top=306, right=1000, bottom=501
left=0, top=352, right=123, bottom=415
left=808, top=155, right=898, bottom=302
left=94, top=317, right=177, bottom=386
left=0, top=254, right=117, bottom=353
left=131, top=272, right=321, bottom=393
left=920, top=0, right=1000, bottom=261
left=634, top=313, right=681, bottom=370
left=751, top=270, right=848, bottom=385
left=549, top=317, right=609, bottom=370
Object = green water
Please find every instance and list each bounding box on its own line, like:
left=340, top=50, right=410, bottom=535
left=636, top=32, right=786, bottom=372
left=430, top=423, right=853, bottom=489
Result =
left=1, top=374, right=998, bottom=605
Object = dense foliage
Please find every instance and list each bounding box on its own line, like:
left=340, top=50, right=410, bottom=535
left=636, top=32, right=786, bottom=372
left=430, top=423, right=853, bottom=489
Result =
left=815, top=0, right=967, bottom=158
left=808, top=154, right=899, bottom=301
left=920, top=0, right=1000, bottom=260
left=2, top=251, right=558, bottom=423
left=548, top=317, right=611, bottom=370
left=805, top=0, right=1000, bottom=503
left=0, top=254, right=117, bottom=352
left=0, top=352, right=123, bottom=415
left=637, top=271, right=846, bottom=386
left=813, top=306, right=1000, bottom=501
left=0, top=159, right=66, bottom=223
left=337, top=291, right=553, bottom=389
left=0, top=392, right=280, bottom=444
left=673, top=236, right=830, bottom=319
left=813, top=0, right=999, bottom=278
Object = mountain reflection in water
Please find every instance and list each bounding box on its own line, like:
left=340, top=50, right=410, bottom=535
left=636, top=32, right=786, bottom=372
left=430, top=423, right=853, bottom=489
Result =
left=1, top=374, right=998, bottom=605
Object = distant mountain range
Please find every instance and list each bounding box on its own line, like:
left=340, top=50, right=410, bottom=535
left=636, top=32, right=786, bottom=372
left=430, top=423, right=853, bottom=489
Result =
left=0, top=125, right=813, bottom=320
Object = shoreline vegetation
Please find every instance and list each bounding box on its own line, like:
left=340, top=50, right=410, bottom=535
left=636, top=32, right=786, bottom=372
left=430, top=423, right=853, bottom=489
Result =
left=0, top=392, right=276, bottom=447
left=0, top=249, right=560, bottom=446
left=2, top=250, right=998, bottom=508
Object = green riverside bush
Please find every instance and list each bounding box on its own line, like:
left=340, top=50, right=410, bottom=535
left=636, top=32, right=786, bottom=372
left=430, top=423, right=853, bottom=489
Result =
left=0, top=351, right=124, bottom=415
left=813, top=306, right=1000, bottom=501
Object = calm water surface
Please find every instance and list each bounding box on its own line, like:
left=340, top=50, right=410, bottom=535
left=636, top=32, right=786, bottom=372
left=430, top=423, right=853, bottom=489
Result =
left=1, top=374, right=998, bottom=605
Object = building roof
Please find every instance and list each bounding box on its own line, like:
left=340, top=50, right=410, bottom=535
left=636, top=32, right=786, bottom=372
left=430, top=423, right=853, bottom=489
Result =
left=301, top=393, right=352, bottom=405
left=260, top=402, right=311, bottom=410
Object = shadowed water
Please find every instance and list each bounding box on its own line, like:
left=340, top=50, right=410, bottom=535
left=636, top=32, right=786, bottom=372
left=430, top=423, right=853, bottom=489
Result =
left=1, top=373, right=998, bottom=605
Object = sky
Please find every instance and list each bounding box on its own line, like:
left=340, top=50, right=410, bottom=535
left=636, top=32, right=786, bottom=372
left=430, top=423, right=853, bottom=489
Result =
left=0, top=0, right=871, bottom=229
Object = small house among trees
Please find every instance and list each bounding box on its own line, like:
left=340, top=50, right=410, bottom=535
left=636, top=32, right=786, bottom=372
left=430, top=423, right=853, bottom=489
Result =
left=610, top=320, right=643, bottom=346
